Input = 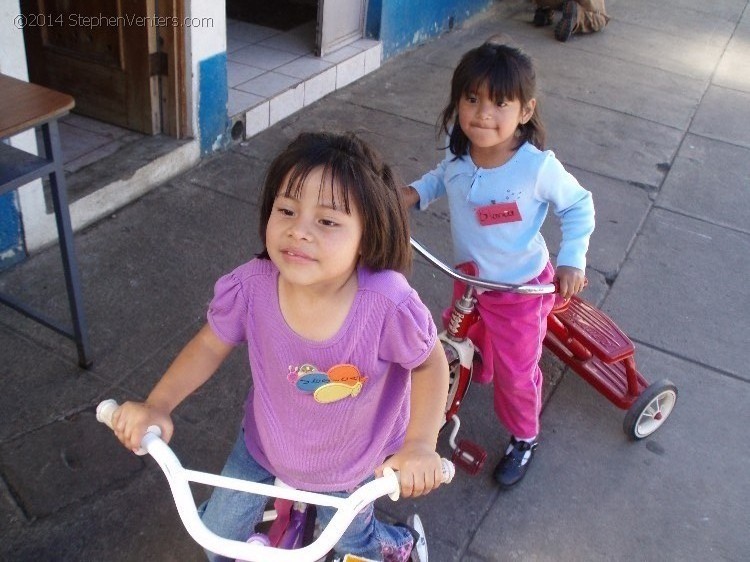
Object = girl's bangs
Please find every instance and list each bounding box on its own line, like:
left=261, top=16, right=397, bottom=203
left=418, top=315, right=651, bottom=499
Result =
left=280, top=159, right=354, bottom=214
left=464, top=62, right=523, bottom=103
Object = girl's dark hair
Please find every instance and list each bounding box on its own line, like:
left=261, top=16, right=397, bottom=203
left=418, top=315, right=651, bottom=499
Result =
left=440, top=42, right=546, bottom=156
left=258, top=131, right=412, bottom=273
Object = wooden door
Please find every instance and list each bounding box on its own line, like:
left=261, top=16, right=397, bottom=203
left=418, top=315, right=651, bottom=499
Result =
left=316, top=0, right=365, bottom=56
left=21, top=0, right=160, bottom=134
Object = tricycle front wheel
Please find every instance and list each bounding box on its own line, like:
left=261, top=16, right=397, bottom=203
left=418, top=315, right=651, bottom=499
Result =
left=623, top=379, right=677, bottom=440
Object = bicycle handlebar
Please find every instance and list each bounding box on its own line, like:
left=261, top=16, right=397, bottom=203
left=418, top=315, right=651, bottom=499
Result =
left=96, top=399, right=455, bottom=562
left=410, top=237, right=556, bottom=295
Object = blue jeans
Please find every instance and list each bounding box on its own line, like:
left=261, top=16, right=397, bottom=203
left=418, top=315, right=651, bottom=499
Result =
left=199, top=432, right=414, bottom=562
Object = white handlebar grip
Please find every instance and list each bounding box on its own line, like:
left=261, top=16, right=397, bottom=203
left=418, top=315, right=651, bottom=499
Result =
left=387, top=458, right=456, bottom=501
left=441, top=458, right=456, bottom=484
left=96, top=399, right=119, bottom=429
left=130, top=424, right=162, bottom=456
left=96, top=399, right=162, bottom=456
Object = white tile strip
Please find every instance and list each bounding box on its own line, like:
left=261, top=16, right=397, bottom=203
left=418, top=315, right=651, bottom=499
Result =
left=269, top=82, right=305, bottom=125
left=244, top=102, right=270, bottom=138
left=335, top=51, right=366, bottom=89
left=238, top=42, right=381, bottom=139
left=304, top=67, right=337, bottom=106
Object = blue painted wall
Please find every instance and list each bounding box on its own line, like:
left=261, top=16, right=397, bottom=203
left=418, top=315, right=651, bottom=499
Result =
left=367, top=0, right=493, bottom=58
left=198, top=52, right=230, bottom=154
left=0, top=191, right=25, bottom=270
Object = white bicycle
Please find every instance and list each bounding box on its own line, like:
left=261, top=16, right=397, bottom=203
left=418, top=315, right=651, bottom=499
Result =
left=97, top=399, right=454, bottom=562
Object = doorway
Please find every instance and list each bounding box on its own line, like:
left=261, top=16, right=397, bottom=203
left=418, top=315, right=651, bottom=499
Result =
left=224, top=0, right=369, bottom=124
left=226, top=0, right=366, bottom=56
left=20, top=0, right=186, bottom=138
left=226, top=0, right=317, bottom=31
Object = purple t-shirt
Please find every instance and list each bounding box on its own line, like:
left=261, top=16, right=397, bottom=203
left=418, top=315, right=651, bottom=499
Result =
left=207, top=258, right=437, bottom=492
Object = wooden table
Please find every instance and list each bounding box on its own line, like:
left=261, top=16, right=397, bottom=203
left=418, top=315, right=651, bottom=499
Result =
left=0, top=73, right=92, bottom=368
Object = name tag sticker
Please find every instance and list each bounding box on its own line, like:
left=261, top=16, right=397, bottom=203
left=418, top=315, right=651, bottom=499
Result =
left=476, top=202, right=522, bottom=226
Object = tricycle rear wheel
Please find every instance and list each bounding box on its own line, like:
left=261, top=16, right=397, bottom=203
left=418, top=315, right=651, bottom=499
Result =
left=623, top=379, right=677, bottom=440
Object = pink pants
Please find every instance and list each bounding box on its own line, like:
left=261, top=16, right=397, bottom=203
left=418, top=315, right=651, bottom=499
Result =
left=474, top=262, right=556, bottom=440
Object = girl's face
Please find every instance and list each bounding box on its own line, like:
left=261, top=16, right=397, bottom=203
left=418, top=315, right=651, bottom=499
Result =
left=457, top=81, right=535, bottom=165
left=265, top=166, right=363, bottom=291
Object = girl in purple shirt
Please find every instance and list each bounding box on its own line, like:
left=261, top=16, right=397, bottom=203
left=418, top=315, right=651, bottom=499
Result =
left=111, top=132, right=449, bottom=562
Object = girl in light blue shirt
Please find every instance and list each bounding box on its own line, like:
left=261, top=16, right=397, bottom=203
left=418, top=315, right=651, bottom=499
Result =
left=403, top=41, right=595, bottom=489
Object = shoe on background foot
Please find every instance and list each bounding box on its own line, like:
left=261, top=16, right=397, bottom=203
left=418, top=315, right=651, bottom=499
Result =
left=407, top=513, right=428, bottom=562
left=533, top=7, right=553, bottom=27
left=554, top=0, right=578, bottom=41
left=493, top=437, right=538, bottom=488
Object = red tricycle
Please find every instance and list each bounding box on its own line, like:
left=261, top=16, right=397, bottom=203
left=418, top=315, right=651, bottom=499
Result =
left=412, top=239, right=679, bottom=476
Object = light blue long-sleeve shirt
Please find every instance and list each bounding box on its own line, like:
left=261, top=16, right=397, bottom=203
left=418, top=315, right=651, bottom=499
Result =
left=412, top=142, right=595, bottom=284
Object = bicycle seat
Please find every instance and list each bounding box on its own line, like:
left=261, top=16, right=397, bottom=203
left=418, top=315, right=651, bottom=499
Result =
left=553, top=295, right=634, bottom=363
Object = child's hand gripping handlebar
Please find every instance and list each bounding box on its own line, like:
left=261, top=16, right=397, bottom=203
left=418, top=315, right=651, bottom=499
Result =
left=97, top=399, right=454, bottom=562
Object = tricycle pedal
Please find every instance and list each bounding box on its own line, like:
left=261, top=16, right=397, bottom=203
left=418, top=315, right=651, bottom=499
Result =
left=452, top=440, right=486, bottom=475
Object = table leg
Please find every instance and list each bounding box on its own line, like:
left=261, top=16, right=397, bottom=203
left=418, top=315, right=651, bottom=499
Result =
left=41, top=120, right=92, bottom=368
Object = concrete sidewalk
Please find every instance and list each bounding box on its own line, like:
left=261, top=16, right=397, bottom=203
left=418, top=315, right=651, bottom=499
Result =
left=2, top=0, right=749, bottom=560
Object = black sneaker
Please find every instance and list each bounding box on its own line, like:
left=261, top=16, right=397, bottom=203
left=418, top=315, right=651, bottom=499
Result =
left=533, top=7, right=553, bottom=27
left=554, top=0, right=578, bottom=42
left=493, top=437, right=538, bottom=488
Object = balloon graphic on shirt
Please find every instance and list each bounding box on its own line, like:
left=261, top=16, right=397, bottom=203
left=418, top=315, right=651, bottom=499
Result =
left=314, top=381, right=363, bottom=403
left=296, top=371, right=330, bottom=392
left=327, top=364, right=365, bottom=385
left=290, top=363, right=366, bottom=403
left=288, top=363, right=319, bottom=384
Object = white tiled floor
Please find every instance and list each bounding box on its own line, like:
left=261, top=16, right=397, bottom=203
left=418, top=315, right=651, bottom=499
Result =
left=226, top=19, right=382, bottom=138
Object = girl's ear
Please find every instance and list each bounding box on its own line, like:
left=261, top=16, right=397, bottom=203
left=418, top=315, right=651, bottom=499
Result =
left=522, top=98, right=537, bottom=124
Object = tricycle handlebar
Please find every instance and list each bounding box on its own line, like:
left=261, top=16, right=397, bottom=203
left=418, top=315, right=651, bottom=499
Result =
left=410, top=238, right=556, bottom=295
left=96, top=399, right=454, bottom=562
